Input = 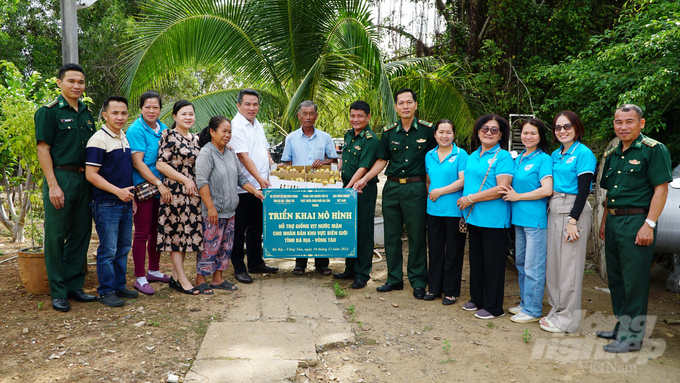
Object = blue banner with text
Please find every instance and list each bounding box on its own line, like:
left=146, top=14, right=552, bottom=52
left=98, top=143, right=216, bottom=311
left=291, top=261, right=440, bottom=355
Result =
left=263, top=189, right=357, bottom=258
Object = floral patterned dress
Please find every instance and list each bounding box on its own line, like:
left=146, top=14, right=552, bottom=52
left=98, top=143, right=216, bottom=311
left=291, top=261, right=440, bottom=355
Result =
left=156, top=129, right=203, bottom=252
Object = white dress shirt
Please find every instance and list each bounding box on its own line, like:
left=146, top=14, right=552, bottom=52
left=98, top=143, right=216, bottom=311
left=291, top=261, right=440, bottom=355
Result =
left=230, top=112, right=270, bottom=192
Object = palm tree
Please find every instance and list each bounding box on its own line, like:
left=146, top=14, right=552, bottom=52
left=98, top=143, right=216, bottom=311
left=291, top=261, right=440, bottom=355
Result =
left=120, top=0, right=477, bottom=140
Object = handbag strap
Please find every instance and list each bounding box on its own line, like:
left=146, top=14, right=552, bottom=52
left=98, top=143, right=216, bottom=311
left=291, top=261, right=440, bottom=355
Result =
left=464, top=149, right=500, bottom=219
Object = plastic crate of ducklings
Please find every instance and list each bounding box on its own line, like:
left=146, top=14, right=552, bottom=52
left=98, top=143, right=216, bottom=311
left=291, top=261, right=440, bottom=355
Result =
left=269, top=165, right=342, bottom=189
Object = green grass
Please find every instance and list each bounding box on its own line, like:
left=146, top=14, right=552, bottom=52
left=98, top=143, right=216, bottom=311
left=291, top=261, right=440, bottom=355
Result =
left=333, top=282, right=349, bottom=298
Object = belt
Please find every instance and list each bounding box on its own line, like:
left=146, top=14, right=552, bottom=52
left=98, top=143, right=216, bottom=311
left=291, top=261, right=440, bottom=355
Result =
left=55, top=165, right=85, bottom=173
left=387, top=176, right=425, bottom=184
left=608, top=208, right=648, bottom=216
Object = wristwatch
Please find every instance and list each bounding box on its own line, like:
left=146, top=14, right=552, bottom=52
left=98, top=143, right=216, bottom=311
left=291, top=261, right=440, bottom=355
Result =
left=645, top=219, right=657, bottom=229
left=155, top=179, right=162, bottom=187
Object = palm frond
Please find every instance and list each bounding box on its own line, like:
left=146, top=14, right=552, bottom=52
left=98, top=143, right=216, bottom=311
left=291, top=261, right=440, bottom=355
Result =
left=158, top=88, right=284, bottom=132
left=119, top=0, right=285, bottom=102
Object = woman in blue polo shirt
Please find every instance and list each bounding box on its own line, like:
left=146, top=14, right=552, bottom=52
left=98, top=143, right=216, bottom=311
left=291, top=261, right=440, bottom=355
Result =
left=456, top=114, right=514, bottom=319
left=499, top=119, right=553, bottom=323
left=540, top=111, right=596, bottom=333
left=126, top=91, right=172, bottom=295
left=424, top=119, right=468, bottom=305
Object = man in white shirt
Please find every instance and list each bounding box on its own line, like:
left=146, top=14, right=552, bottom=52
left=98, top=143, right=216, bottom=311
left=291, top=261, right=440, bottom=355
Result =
left=230, top=89, right=279, bottom=283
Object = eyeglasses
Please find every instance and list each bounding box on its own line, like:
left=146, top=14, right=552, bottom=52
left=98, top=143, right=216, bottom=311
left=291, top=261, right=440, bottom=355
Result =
left=554, top=123, right=573, bottom=132
left=480, top=126, right=500, bottom=135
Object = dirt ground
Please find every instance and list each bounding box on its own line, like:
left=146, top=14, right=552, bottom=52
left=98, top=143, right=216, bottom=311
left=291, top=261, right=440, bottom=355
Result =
left=1, top=227, right=679, bottom=383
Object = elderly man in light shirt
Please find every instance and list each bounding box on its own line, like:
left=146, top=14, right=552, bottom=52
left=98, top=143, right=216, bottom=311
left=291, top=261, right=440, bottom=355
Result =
left=282, top=100, right=338, bottom=276
left=230, top=89, right=279, bottom=284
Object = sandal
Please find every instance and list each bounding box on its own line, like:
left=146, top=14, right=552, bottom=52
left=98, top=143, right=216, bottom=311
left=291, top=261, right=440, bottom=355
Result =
left=293, top=267, right=305, bottom=276
left=195, top=283, right=214, bottom=295
left=539, top=317, right=565, bottom=333
left=169, top=276, right=178, bottom=290
left=315, top=266, right=332, bottom=276
left=175, top=282, right=199, bottom=295
left=210, top=280, right=238, bottom=291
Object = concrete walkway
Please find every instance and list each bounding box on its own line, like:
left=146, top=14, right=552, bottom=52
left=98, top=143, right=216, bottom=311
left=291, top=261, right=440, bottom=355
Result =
left=185, top=275, right=354, bottom=383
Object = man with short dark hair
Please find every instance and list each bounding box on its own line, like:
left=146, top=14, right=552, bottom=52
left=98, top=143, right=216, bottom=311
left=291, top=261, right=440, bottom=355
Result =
left=230, top=88, right=279, bottom=284
left=35, top=63, right=97, bottom=312
left=354, top=89, right=436, bottom=299
left=334, top=101, right=379, bottom=289
left=597, top=103, right=672, bottom=353
left=282, top=101, right=338, bottom=275
left=85, top=96, right=138, bottom=307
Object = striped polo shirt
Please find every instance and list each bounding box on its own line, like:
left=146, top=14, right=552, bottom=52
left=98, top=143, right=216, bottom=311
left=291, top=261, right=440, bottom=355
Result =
left=85, top=126, right=133, bottom=204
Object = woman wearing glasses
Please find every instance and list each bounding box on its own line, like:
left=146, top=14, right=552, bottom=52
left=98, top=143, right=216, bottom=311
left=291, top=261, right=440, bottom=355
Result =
left=456, top=114, right=514, bottom=319
left=540, top=111, right=596, bottom=333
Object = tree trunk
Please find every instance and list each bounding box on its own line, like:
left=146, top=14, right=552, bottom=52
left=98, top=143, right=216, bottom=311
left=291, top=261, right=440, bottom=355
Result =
left=466, top=0, right=483, bottom=58
left=12, top=222, right=26, bottom=243
left=592, top=137, right=621, bottom=282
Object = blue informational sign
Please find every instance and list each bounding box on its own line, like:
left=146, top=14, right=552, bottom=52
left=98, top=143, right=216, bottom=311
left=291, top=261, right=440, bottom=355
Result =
left=263, top=189, right=357, bottom=258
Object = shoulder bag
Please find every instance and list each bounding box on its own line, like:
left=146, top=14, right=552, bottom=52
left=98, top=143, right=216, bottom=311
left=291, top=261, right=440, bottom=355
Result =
left=459, top=150, right=500, bottom=234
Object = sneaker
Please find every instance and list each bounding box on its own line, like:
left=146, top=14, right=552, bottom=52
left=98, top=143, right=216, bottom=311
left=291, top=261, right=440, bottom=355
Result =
left=508, top=306, right=522, bottom=315
left=98, top=292, right=124, bottom=307
left=134, top=281, right=155, bottom=295
left=511, top=312, right=541, bottom=323
left=474, top=309, right=505, bottom=319
left=116, top=288, right=139, bottom=299
left=462, top=302, right=478, bottom=311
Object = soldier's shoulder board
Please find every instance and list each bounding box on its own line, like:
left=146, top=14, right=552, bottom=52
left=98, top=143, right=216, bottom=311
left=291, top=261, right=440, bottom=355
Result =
left=383, top=122, right=398, bottom=132
left=604, top=147, right=616, bottom=157
left=641, top=137, right=659, bottom=147
left=418, top=119, right=433, bottom=128
left=45, top=99, right=58, bottom=108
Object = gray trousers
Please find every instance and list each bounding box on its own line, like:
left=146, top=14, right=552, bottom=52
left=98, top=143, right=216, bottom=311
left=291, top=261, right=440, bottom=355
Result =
left=546, top=193, right=591, bottom=333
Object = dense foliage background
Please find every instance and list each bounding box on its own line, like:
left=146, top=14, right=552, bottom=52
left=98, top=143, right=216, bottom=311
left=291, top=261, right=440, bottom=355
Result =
left=1, top=0, right=678, bottom=161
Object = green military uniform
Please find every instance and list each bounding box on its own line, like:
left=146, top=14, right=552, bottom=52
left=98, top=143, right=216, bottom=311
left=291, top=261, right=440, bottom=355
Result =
left=377, top=119, right=436, bottom=288
left=600, top=133, right=672, bottom=344
left=341, top=126, right=379, bottom=281
left=35, top=94, right=96, bottom=299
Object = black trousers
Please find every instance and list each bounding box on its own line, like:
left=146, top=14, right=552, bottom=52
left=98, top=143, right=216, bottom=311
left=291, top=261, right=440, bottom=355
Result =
left=427, top=214, right=466, bottom=297
left=468, top=224, right=508, bottom=316
left=232, top=193, right=265, bottom=274
left=296, top=257, right=329, bottom=269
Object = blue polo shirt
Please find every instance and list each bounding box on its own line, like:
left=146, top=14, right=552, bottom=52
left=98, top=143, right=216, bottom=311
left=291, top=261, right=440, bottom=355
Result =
left=281, top=127, right=337, bottom=165
left=462, top=144, right=514, bottom=228
left=425, top=144, right=468, bottom=217
left=551, top=140, right=596, bottom=194
left=510, top=149, right=552, bottom=228
left=125, top=117, right=168, bottom=186
left=85, top=126, right=133, bottom=205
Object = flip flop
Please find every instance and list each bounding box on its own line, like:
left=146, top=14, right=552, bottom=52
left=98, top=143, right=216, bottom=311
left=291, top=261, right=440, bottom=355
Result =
left=210, top=280, right=238, bottom=291
left=195, top=283, right=214, bottom=295
left=316, top=266, right=332, bottom=276
left=539, top=317, right=565, bottom=333
left=293, top=267, right=305, bottom=276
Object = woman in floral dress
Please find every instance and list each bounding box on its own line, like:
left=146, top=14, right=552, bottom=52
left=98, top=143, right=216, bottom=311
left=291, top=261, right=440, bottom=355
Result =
left=156, top=100, right=211, bottom=295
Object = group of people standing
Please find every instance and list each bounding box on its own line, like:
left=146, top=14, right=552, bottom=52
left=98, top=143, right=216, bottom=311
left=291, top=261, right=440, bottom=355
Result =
left=35, top=63, right=672, bottom=355
left=35, top=64, right=279, bottom=309
left=350, top=88, right=672, bottom=355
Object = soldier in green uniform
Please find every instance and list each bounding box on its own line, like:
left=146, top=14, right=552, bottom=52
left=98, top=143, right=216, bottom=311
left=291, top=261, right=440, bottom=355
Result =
left=354, top=89, right=436, bottom=299
left=35, top=63, right=98, bottom=312
left=333, top=101, right=379, bottom=289
left=597, top=104, right=672, bottom=353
